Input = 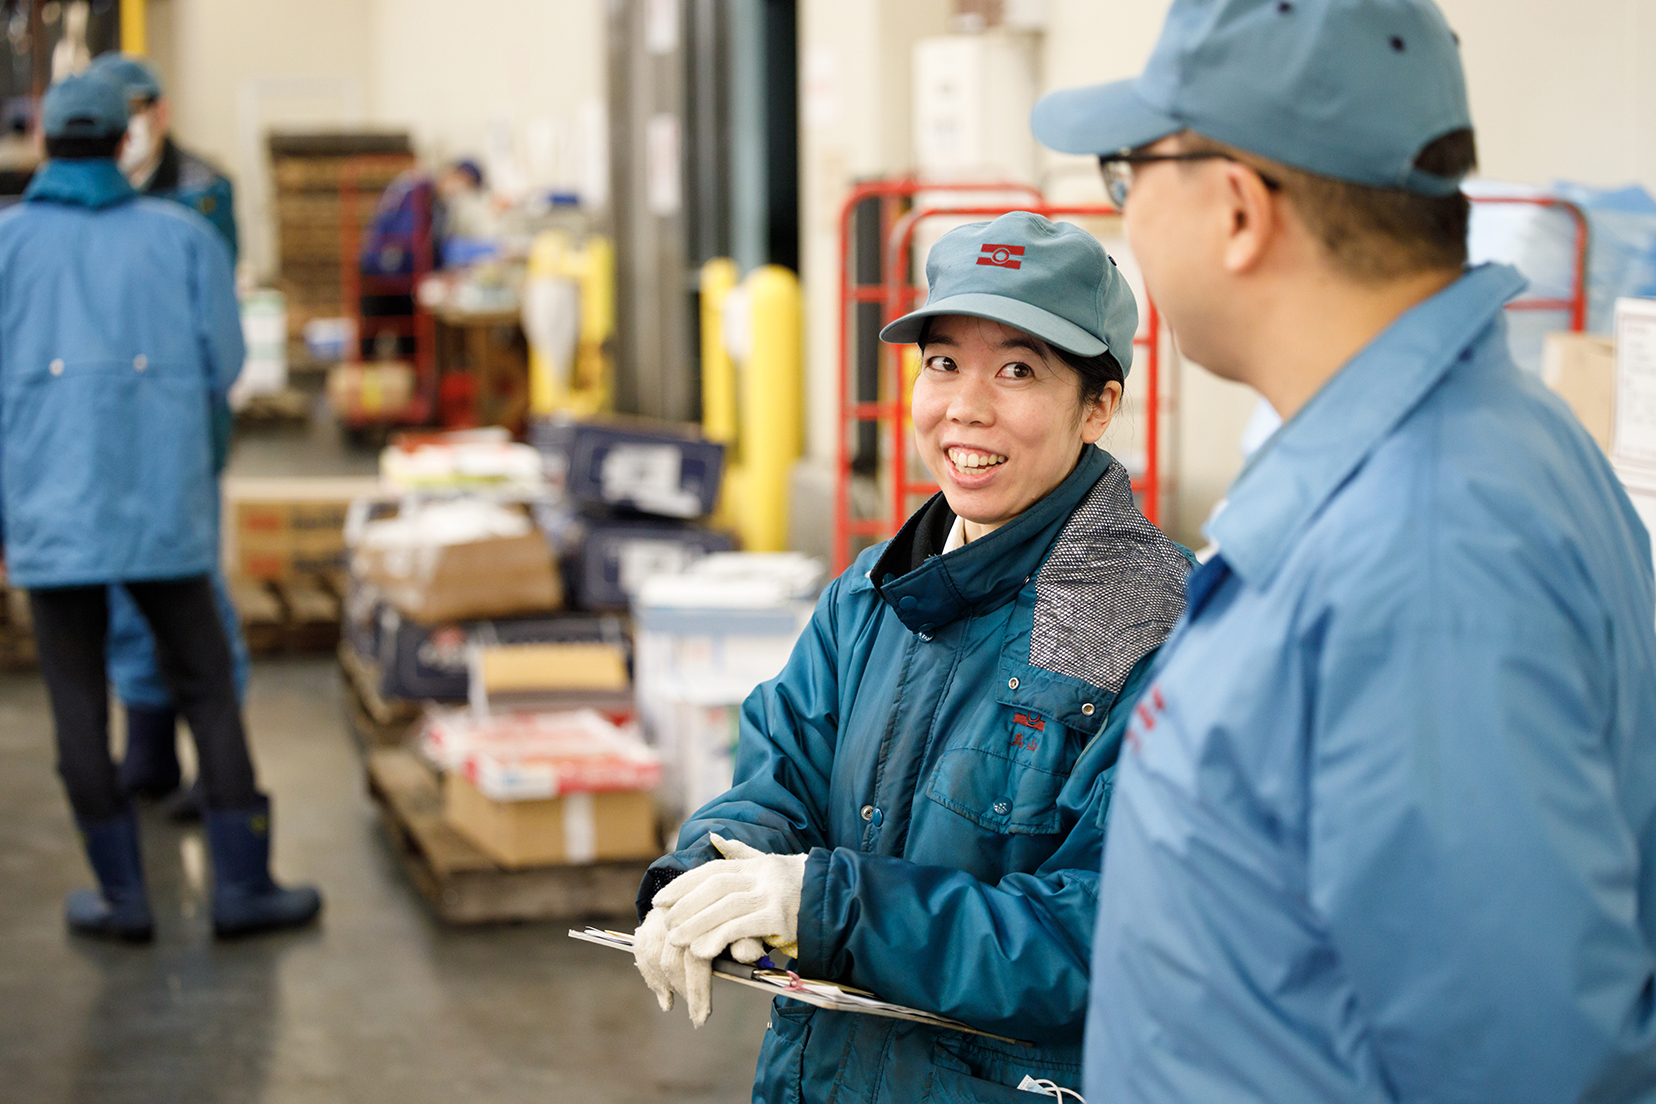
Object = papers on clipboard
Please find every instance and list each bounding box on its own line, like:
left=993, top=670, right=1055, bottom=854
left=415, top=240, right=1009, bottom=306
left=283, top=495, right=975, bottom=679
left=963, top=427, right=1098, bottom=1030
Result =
left=568, top=927, right=1033, bottom=1047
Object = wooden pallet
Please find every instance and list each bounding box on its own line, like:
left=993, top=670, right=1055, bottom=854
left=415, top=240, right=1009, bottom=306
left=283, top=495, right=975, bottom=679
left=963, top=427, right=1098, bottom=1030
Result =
left=234, top=388, right=313, bottom=427
left=232, top=576, right=343, bottom=656
left=366, top=748, right=649, bottom=925
left=338, top=641, right=423, bottom=750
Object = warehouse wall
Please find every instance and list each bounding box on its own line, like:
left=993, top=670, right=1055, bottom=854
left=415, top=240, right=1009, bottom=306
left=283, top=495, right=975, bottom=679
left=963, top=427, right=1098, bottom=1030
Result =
left=368, top=0, right=607, bottom=197
left=160, top=0, right=375, bottom=280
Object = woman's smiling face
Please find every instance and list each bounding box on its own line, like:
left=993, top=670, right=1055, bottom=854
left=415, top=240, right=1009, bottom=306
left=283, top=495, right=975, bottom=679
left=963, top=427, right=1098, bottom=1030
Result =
left=912, top=315, right=1119, bottom=540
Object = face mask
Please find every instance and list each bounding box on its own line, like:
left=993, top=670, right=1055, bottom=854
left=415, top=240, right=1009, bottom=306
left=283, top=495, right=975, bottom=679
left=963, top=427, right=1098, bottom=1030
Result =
left=119, top=112, right=156, bottom=178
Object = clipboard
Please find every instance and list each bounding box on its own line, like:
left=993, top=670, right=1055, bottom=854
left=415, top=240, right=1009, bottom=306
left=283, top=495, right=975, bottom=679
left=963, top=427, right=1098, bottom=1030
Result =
left=569, top=927, right=1034, bottom=1047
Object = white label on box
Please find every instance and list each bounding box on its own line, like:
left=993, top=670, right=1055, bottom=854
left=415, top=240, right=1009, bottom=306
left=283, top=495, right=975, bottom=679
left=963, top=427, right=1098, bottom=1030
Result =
left=563, top=792, right=597, bottom=863
left=1614, top=298, right=1656, bottom=464
left=618, top=540, right=697, bottom=596
left=599, top=444, right=693, bottom=513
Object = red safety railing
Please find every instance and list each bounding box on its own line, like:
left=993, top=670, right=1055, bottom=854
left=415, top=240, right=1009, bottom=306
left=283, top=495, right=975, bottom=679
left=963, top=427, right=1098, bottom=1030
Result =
left=1469, top=195, right=1590, bottom=332
left=339, top=155, right=439, bottom=428
left=834, top=181, right=1163, bottom=573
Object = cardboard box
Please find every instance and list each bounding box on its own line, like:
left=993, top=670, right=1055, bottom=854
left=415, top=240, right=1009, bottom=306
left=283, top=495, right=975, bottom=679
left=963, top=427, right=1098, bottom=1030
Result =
left=469, top=641, right=632, bottom=713
left=530, top=416, right=725, bottom=520
left=1542, top=332, right=1615, bottom=450
left=343, top=577, right=627, bottom=702
left=354, top=530, right=563, bottom=623
left=225, top=476, right=383, bottom=580
left=443, top=771, right=658, bottom=867
left=326, top=362, right=415, bottom=417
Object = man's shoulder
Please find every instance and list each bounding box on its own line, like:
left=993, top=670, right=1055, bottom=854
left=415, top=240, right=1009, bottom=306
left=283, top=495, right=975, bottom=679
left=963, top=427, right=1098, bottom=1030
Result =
left=1303, top=349, right=1636, bottom=624
left=174, top=146, right=232, bottom=192
left=128, top=194, right=224, bottom=245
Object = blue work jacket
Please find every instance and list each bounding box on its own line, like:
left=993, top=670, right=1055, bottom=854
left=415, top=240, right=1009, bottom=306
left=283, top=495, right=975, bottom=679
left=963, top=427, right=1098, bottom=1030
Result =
left=0, top=160, right=244, bottom=588
left=144, top=137, right=239, bottom=263
left=1087, top=264, right=1656, bottom=1103
left=642, top=446, right=1192, bottom=1103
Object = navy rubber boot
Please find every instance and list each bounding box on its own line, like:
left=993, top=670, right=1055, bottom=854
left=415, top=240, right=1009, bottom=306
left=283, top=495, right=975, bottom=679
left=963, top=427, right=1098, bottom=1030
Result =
left=165, top=778, right=206, bottom=824
left=205, top=797, right=322, bottom=938
left=119, top=705, right=181, bottom=800
left=66, top=812, right=155, bottom=943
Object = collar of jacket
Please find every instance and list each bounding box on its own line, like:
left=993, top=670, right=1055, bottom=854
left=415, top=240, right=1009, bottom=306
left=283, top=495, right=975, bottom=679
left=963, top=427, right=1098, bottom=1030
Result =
left=24, top=159, right=138, bottom=210
left=871, top=444, right=1111, bottom=634
left=1207, top=262, right=1527, bottom=588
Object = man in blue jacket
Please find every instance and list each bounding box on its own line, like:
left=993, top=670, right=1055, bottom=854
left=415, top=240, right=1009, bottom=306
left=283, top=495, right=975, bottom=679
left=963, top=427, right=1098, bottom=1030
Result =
left=0, top=74, right=320, bottom=942
left=87, top=51, right=249, bottom=816
left=1034, top=1, right=1656, bottom=1100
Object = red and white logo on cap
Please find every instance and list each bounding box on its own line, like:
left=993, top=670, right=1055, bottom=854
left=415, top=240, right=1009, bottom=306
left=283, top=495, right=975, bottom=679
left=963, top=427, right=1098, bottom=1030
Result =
left=976, top=243, right=1024, bottom=269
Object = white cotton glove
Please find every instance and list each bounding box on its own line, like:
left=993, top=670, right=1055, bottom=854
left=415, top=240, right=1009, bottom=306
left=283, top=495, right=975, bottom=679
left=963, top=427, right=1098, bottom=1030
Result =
left=632, top=907, right=716, bottom=1027
left=655, top=833, right=808, bottom=962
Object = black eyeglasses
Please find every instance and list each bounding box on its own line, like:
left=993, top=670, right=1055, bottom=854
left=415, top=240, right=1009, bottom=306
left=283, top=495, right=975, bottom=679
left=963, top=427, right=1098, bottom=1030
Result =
left=1098, top=152, right=1281, bottom=207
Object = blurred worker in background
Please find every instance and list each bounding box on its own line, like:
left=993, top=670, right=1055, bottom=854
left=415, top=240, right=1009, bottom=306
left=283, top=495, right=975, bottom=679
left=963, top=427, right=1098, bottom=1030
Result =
left=1034, top=0, right=1656, bottom=1100
left=85, top=51, right=249, bottom=822
left=633, top=213, right=1192, bottom=1101
left=90, top=52, right=237, bottom=257
left=0, top=73, right=321, bottom=942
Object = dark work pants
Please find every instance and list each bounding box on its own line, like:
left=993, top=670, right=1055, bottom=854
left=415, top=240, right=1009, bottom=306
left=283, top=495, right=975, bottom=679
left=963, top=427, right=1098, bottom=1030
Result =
left=29, top=577, right=259, bottom=822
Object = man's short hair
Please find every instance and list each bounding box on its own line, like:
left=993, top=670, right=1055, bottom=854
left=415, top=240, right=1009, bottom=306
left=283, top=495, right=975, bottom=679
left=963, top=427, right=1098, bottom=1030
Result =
left=1184, top=129, right=1477, bottom=282
left=45, top=133, right=123, bottom=160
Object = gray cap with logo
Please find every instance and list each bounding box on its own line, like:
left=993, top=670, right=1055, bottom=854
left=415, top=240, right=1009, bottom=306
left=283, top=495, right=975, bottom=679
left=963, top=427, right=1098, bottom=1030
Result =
left=879, top=211, right=1139, bottom=376
left=1032, top=0, right=1472, bottom=196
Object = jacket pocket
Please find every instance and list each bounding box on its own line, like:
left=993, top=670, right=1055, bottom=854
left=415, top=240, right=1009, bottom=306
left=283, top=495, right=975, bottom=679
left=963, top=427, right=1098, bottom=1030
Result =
left=926, top=745, right=1066, bottom=835
left=753, top=997, right=813, bottom=1104
left=925, top=699, right=1079, bottom=835
left=926, top=1038, right=1084, bottom=1103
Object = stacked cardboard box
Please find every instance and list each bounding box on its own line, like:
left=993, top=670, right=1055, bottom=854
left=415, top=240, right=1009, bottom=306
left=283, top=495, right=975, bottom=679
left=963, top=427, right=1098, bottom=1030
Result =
left=267, top=132, right=413, bottom=363
left=225, top=476, right=385, bottom=581
left=416, top=639, right=656, bottom=869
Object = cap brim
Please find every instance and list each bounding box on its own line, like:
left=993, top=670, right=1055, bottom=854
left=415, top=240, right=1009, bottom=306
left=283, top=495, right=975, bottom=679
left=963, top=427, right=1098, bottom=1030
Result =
left=1031, top=80, right=1182, bottom=157
left=879, top=292, right=1107, bottom=358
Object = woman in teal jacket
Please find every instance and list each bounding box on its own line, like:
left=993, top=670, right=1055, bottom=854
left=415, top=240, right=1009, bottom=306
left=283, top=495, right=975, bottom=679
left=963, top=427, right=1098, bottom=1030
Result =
left=634, top=212, right=1191, bottom=1102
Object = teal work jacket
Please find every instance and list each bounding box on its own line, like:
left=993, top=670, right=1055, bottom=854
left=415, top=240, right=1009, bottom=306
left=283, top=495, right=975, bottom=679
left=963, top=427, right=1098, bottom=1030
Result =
left=641, top=446, right=1192, bottom=1103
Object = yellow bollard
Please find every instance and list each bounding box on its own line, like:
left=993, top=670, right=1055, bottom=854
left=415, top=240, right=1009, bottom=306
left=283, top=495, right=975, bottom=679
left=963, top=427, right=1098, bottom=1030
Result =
left=700, top=259, right=740, bottom=446
left=120, top=0, right=146, bottom=54
left=526, top=231, right=615, bottom=417
left=735, top=265, right=803, bottom=553
left=700, top=259, right=743, bottom=532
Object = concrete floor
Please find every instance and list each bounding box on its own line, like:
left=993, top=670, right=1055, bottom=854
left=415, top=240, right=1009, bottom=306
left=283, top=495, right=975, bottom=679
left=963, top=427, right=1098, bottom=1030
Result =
left=0, top=421, right=771, bottom=1103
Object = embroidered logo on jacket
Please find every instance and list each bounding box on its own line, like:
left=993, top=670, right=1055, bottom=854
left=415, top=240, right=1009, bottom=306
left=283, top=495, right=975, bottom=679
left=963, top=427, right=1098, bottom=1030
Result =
left=1011, top=712, right=1044, bottom=752
left=1127, top=685, right=1166, bottom=755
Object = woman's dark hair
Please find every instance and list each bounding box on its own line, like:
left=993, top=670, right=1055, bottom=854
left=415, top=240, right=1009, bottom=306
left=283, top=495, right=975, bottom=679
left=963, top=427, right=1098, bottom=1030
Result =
left=917, top=316, right=1125, bottom=415
left=45, top=133, right=123, bottom=160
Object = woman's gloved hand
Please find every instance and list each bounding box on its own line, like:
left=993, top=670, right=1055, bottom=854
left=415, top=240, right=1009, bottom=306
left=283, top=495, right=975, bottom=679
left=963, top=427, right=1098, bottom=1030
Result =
left=656, top=833, right=808, bottom=962
left=633, top=906, right=716, bottom=1027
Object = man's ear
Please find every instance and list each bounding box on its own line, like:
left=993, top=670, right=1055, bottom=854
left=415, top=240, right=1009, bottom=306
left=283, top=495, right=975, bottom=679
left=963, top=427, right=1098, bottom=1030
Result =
left=1219, top=162, right=1279, bottom=275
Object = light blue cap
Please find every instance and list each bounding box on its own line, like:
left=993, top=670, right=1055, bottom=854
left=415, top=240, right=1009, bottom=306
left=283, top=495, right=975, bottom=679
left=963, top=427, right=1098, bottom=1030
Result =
left=87, top=52, right=163, bottom=102
left=1032, top=0, right=1471, bottom=196
left=879, top=211, right=1139, bottom=375
left=41, top=71, right=129, bottom=139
